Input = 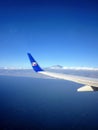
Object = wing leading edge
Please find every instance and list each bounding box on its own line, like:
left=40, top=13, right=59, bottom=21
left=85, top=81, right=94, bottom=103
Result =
left=27, top=53, right=98, bottom=92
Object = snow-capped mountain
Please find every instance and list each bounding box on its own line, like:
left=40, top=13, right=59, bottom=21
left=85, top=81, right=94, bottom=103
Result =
left=48, top=65, right=63, bottom=69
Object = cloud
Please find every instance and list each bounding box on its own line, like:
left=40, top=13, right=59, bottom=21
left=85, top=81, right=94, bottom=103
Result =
left=63, top=66, right=98, bottom=70
left=48, top=65, right=98, bottom=71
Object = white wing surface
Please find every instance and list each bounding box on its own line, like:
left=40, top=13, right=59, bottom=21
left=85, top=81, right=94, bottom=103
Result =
left=27, top=53, right=98, bottom=92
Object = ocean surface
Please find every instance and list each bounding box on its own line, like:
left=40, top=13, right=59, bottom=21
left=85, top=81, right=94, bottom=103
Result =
left=0, top=75, right=98, bottom=130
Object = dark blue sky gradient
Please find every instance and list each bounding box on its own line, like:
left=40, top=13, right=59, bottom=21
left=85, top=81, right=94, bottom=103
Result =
left=0, top=0, right=98, bottom=68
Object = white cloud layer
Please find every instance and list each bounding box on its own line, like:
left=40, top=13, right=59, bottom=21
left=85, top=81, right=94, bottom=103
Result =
left=63, top=66, right=98, bottom=70
left=48, top=65, right=98, bottom=71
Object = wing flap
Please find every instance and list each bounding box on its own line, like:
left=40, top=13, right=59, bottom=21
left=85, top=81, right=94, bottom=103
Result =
left=77, top=85, right=98, bottom=92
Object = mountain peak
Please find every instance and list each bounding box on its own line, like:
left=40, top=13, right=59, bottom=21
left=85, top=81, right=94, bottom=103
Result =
left=49, top=65, right=63, bottom=69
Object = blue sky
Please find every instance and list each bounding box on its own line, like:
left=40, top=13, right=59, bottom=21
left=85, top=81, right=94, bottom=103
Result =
left=0, top=0, right=98, bottom=68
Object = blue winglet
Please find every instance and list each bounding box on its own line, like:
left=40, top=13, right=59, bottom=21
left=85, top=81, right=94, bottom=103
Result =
left=27, top=53, right=44, bottom=72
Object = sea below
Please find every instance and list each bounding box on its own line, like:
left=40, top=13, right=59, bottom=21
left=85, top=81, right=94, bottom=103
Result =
left=0, top=75, right=98, bottom=130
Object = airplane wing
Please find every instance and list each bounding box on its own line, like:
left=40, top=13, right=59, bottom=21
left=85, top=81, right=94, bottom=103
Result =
left=27, top=53, right=98, bottom=92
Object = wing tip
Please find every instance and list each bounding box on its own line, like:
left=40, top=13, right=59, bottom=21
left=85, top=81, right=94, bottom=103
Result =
left=27, top=53, right=44, bottom=72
